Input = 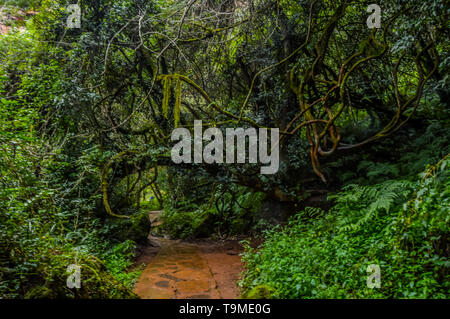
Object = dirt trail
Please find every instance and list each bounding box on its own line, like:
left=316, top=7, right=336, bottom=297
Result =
left=133, top=212, right=243, bottom=299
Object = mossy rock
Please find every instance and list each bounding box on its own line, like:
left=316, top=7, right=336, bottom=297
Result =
left=106, top=210, right=151, bottom=243
left=191, top=210, right=217, bottom=238
left=243, top=285, right=276, bottom=299
left=25, top=254, right=138, bottom=299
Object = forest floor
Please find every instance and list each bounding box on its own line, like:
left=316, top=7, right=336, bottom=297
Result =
left=133, top=211, right=243, bottom=299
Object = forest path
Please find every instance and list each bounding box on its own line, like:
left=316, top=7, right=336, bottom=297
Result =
left=133, top=211, right=243, bottom=299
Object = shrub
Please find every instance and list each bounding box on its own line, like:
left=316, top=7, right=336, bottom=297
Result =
left=239, top=157, right=449, bottom=298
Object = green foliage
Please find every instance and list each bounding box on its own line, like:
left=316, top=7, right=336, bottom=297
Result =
left=100, top=240, right=143, bottom=290
left=240, top=157, right=449, bottom=299
left=159, top=206, right=217, bottom=239
left=1, top=0, right=449, bottom=300
left=329, top=180, right=414, bottom=233
left=159, top=187, right=265, bottom=239
left=0, top=6, right=145, bottom=298
left=0, top=1, right=37, bottom=8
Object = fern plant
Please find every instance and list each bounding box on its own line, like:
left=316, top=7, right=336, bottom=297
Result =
left=329, top=180, right=414, bottom=232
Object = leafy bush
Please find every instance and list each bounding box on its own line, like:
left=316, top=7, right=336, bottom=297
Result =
left=0, top=18, right=144, bottom=298
left=240, top=156, right=449, bottom=298
left=100, top=240, right=143, bottom=291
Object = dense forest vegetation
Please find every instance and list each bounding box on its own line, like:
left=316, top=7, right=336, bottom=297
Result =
left=0, top=0, right=448, bottom=299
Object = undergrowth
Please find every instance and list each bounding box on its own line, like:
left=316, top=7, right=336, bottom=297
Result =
left=240, top=155, right=449, bottom=298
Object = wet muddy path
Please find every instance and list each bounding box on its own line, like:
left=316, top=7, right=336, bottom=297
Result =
left=133, top=212, right=243, bottom=299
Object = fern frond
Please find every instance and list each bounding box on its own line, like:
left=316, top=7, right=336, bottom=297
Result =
left=337, top=180, right=413, bottom=233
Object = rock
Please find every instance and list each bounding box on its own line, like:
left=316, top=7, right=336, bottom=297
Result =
left=106, top=210, right=151, bottom=244
left=244, top=285, right=276, bottom=299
